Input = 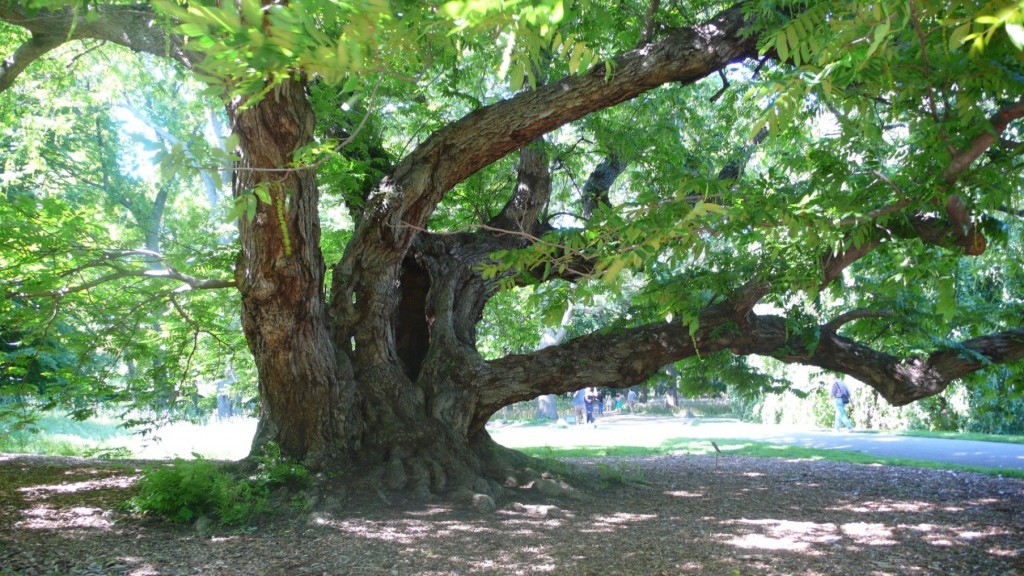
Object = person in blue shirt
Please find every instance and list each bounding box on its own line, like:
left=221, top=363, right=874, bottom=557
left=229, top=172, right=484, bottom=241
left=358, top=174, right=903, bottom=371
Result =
left=572, top=388, right=587, bottom=425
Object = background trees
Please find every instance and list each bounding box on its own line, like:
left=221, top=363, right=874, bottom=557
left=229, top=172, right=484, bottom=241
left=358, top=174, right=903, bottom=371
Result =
left=1, top=0, right=1022, bottom=490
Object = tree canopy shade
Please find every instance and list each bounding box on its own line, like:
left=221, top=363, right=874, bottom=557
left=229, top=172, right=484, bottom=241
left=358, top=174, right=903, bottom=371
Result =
left=2, top=0, right=1023, bottom=494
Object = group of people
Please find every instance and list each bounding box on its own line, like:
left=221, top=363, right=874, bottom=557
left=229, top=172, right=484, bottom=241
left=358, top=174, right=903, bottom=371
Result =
left=571, top=387, right=638, bottom=427
left=569, top=377, right=854, bottom=431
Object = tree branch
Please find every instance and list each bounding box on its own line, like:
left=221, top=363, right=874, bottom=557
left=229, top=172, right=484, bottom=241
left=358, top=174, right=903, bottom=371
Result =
left=473, top=301, right=1024, bottom=425
left=0, top=3, right=192, bottom=94
left=823, top=309, right=889, bottom=331
left=581, top=154, right=628, bottom=219
left=487, top=144, right=552, bottom=234
left=941, top=103, right=1024, bottom=185
left=767, top=322, right=1024, bottom=406
left=345, top=3, right=758, bottom=266
left=144, top=268, right=236, bottom=292
left=333, top=4, right=760, bottom=349
left=638, top=0, right=661, bottom=47
left=0, top=32, right=65, bottom=93
left=8, top=266, right=234, bottom=299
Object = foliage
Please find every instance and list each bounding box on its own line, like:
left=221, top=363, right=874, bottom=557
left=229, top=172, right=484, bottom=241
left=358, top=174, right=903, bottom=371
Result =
left=252, top=441, right=311, bottom=490
left=129, top=456, right=261, bottom=525
left=521, top=438, right=1024, bottom=479
left=128, top=443, right=309, bottom=526
left=1, top=0, right=1022, bottom=460
left=0, top=411, right=131, bottom=456
left=0, top=37, right=253, bottom=428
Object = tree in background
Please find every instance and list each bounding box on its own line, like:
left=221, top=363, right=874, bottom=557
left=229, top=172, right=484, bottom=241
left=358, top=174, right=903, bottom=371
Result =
left=1, top=1, right=1022, bottom=497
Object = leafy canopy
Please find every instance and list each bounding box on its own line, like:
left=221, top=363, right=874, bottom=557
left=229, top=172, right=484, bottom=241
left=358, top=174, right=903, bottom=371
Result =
left=0, top=0, right=1022, bottom=430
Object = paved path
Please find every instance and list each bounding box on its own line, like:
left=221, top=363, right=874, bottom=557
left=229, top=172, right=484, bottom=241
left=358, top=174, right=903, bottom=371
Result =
left=487, top=415, right=1024, bottom=471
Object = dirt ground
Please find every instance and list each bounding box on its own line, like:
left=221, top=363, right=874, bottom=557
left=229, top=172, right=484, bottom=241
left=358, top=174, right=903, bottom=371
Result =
left=1, top=453, right=1022, bottom=576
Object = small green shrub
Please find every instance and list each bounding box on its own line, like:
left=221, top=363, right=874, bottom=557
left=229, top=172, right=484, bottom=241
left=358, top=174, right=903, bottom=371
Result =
left=254, top=442, right=310, bottom=490
left=128, top=443, right=309, bottom=527
left=129, top=457, right=246, bottom=524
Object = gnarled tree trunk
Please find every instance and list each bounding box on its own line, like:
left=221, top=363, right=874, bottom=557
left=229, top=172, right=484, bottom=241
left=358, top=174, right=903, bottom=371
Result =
left=5, top=2, right=1023, bottom=500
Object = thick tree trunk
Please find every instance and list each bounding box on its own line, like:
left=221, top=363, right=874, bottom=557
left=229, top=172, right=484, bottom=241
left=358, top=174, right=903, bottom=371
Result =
left=230, top=81, right=351, bottom=464
left=6, top=2, right=1024, bottom=507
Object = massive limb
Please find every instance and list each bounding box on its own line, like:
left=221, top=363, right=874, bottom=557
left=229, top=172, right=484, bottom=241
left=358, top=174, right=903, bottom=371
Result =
left=471, top=297, right=1024, bottom=429
left=0, top=3, right=191, bottom=92
left=328, top=3, right=759, bottom=349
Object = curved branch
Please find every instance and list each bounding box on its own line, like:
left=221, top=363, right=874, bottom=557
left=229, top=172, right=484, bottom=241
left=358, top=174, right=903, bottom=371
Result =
left=144, top=268, right=236, bottom=292
left=819, top=202, right=990, bottom=288
left=487, top=144, right=551, bottom=234
left=8, top=267, right=234, bottom=299
left=0, top=32, right=65, bottom=92
left=345, top=3, right=758, bottom=266
left=941, top=103, right=1024, bottom=184
left=475, top=314, right=703, bottom=421
left=333, top=4, right=760, bottom=353
left=823, top=309, right=889, bottom=331
left=581, top=154, right=628, bottom=219
left=472, top=301, right=1024, bottom=426
left=0, top=2, right=192, bottom=94
left=766, top=322, right=1024, bottom=406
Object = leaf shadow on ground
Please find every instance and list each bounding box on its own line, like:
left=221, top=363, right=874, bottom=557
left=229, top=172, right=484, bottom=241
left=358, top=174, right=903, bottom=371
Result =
left=0, top=453, right=1021, bottom=575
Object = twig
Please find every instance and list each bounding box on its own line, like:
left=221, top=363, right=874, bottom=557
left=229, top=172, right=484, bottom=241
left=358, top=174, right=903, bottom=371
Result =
left=709, top=69, right=729, bottom=102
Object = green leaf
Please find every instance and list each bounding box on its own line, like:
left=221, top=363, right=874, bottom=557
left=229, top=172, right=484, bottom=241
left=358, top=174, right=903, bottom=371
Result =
left=225, top=196, right=248, bottom=222
left=776, top=31, right=789, bottom=62
left=865, top=22, right=889, bottom=59
left=949, top=23, right=971, bottom=51
left=1005, top=22, right=1024, bottom=50
left=253, top=184, right=272, bottom=205
left=240, top=0, right=263, bottom=25
left=542, top=298, right=568, bottom=327
left=937, top=277, right=956, bottom=322
left=177, top=23, right=207, bottom=37
left=510, top=61, right=525, bottom=92
left=786, top=26, right=799, bottom=60
left=602, top=257, right=626, bottom=283
left=569, top=42, right=584, bottom=74
left=550, top=1, right=564, bottom=24
left=245, top=195, right=257, bottom=221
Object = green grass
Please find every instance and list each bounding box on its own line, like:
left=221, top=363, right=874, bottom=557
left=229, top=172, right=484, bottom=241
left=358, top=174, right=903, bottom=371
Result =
left=519, top=438, right=1024, bottom=479
left=893, top=430, right=1024, bottom=445
left=0, top=413, right=131, bottom=457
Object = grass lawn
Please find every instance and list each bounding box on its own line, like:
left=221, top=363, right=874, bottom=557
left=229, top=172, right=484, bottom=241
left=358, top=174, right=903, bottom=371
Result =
left=519, top=438, right=1024, bottom=479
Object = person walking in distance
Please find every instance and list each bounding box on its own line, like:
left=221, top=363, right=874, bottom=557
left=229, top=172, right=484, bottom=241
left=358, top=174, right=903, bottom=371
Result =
left=830, top=376, right=855, bottom=432
left=584, top=386, right=599, bottom=427
left=572, top=388, right=587, bottom=425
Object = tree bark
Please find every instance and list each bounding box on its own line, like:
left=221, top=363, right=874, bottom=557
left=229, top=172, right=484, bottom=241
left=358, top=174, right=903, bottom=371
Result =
left=229, top=80, right=351, bottom=464
left=3, top=3, right=1023, bottom=499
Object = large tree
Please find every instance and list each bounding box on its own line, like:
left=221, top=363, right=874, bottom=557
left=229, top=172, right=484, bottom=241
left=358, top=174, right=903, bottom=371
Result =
left=1, top=0, right=1023, bottom=496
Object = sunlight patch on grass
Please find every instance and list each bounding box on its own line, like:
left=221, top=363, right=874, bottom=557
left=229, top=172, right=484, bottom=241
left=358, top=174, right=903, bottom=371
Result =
left=519, top=438, right=1024, bottom=479
left=1, top=413, right=257, bottom=460
left=0, top=413, right=131, bottom=456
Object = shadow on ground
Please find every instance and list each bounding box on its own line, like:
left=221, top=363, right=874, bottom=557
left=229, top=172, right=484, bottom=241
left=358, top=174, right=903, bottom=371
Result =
left=0, top=453, right=1021, bottom=575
